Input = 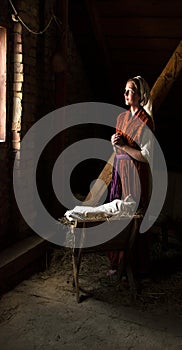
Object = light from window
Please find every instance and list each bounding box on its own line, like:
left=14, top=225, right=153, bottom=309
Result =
left=0, top=26, right=7, bottom=142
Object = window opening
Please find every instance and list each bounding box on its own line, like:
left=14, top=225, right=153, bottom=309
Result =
left=0, top=26, right=7, bottom=142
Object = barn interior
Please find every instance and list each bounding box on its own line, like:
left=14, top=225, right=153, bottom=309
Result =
left=0, top=0, right=182, bottom=297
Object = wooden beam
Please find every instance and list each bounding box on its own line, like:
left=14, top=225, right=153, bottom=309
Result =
left=84, top=40, right=182, bottom=205
left=0, top=236, right=48, bottom=294
left=84, top=153, right=115, bottom=206
left=101, top=18, right=182, bottom=38
left=54, top=0, right=68, bottom=108
left=97, top=0, right=182, bottom=18
left=151, top=40, right=182, bottom=113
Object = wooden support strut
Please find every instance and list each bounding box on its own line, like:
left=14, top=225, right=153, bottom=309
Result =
left=151, top=40, right=182, bottom=113
left=84, top=40, right=182, bottom=205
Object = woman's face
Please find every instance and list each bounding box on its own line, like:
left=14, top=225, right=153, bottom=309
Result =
left=124, top=81, right=140, bottom=107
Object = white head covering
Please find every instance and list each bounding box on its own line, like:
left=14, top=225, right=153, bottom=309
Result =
left=131, top=75, right=153, bottom=118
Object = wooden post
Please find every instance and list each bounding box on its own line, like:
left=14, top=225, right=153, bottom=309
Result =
left=52, top=0, right=68, bottom=216
left=84, top=40, right=182, bottom=205
left=54, top=0, right=68, bottom=108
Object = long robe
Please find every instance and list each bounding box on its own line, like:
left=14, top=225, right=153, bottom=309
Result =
left=108, top=107, right=154, bottom=273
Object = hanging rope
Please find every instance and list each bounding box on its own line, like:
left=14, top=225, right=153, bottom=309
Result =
left=8, top=0, right=62, bottom=35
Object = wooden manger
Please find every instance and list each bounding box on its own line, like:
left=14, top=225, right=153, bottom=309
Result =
left=60, top=214, right=142, bottom=303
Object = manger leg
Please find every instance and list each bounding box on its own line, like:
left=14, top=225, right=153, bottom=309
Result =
left=72, top=248, right=83, bottom=303
left=125, top=217, right=140, bottom=301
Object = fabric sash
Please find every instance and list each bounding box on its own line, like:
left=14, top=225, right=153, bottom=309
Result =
left=109, top=152, right=131, bottom=201
left=116, top=153, right=131, bottom=160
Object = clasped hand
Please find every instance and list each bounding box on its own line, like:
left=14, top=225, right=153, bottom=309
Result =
left=111, top=133, right=124, bottom=147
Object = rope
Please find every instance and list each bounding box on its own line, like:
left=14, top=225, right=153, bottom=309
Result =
left=8, top=0, right=62, bottom=35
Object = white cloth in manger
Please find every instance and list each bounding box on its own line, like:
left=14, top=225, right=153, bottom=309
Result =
left=64, top=194, right=136, bottom=222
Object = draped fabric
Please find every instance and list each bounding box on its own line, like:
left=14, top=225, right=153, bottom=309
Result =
left=108, top=107, right=154, bottom=273
left=109, top=107, right=154, bottom=210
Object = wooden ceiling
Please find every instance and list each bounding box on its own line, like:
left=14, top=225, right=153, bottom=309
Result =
left=69, top=0, right=182, bottom=106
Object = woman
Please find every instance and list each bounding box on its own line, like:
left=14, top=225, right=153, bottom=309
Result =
left=108, top=75, right=154, bottom=277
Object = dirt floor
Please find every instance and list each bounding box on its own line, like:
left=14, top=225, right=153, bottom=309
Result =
left=0, top=244, right=182, bottom=350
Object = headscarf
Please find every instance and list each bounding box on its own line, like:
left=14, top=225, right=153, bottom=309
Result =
left=129, top=75, right=153, bottom=119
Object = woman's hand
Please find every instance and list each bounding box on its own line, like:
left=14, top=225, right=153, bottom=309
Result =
left=111, top=133, right=124, bottom=147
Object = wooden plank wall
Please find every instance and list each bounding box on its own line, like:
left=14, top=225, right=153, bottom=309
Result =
left=97, top=0, right=182, bottom=93
left=96, top=0, right=182, bottom=167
